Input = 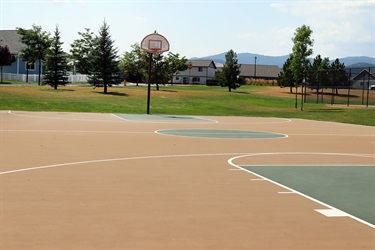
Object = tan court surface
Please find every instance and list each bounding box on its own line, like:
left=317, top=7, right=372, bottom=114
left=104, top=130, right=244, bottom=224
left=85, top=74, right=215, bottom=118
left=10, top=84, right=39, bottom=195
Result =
left=0, top=110, right=374, bottom=249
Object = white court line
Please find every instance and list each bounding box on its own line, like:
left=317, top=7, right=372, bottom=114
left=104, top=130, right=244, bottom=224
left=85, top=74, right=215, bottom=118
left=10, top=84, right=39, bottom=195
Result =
left=6, top=111, right=295, bottom=126
left=0, top=129, right=153, bottom=134
left=2, top=150, right=374, bottom=228
left=0, top=152, right=245, bottom=175
left=227, top=152, right=375, bottom=229
left=7, top=110, right=117, bottom=123
left=155, top=129, right=288, bottom=140
left=288, top=133, right=374, bottom=137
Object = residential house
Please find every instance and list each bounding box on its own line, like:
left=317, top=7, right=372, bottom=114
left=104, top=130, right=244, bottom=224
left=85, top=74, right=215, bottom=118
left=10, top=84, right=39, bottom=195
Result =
left=173, top=60, right=217, bottom=84
left=351, top=68, right=375, bottom=89
left=0, top=30, right=41, bottom=80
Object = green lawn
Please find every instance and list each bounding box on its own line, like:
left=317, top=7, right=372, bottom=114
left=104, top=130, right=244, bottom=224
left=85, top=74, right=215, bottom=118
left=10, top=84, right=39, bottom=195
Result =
left=0, top=84, right=374, bottom=126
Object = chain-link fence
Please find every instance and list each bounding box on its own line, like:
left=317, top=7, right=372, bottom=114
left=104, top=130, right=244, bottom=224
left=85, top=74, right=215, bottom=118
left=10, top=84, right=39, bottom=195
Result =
left=305, top=67, right=375, bottom=107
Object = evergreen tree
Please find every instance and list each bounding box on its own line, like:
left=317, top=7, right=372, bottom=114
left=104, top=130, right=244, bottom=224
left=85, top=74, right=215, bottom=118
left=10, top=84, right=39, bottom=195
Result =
left=307, top=55, right=330, bottom=88
left=222, top=49, right=241, bottom=92
left=278, top=57, right=295, bottom=93
left=43, top=26, right=70, bottom=89
left=88, top=21, right=122, bottom=94
left=329, top=58, right=348, bottom=89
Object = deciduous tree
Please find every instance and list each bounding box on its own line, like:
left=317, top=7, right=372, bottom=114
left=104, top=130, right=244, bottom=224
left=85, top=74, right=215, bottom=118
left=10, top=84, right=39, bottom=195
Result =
left=119, top=43, right=148, bottom=85
left=70, top=28, right=96, bottom=75
left=0, top=45, right=16, bottom=83
left=165, top=52, right=188, bottom=85
left=290, top=25, right=314, bottom=85
left=17, top=25, right=51, bottom=85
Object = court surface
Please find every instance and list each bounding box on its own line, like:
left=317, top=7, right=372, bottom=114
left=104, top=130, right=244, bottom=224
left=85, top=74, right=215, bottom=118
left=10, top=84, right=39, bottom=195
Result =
left=0, top=110, right=374, bottom=249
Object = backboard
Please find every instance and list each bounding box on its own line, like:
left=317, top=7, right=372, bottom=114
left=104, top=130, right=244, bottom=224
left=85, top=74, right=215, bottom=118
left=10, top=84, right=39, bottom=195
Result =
left=141, top=33, right=170, bottom=53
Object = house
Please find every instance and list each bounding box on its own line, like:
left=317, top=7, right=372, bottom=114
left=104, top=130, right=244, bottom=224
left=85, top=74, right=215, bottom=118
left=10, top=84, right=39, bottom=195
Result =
left=0, top=30, right=41, bottom=80
left=173, top=60, right=217, bottom=84
left=351, top=68, right=375, bottom=89
left=239, top=64, right=281, bottom=80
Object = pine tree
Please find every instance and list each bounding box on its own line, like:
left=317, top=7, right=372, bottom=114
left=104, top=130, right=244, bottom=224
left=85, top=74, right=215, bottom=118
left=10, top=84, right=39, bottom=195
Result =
left=88, top=21, right=122, bottom=94
left=222, top=49, right=241, bottom=92
left=43, top=26, right=70, bottom=89
left=278, top=57, right=295, bottom=93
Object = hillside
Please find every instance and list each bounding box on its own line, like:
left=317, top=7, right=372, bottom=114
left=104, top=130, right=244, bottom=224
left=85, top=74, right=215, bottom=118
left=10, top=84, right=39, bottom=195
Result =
left=191, top=53, right=375, bottom=68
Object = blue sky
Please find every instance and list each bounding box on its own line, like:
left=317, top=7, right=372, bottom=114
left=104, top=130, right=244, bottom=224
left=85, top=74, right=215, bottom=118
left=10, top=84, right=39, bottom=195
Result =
left=1, top=0, right=374, bottom=59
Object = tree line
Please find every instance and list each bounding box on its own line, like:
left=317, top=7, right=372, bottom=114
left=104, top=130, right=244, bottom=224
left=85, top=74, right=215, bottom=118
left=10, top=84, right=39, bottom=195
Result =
left=2, top=22, right=347, bottom=95
left=278, top=25, right=347, bottom=94
left=5, top=21, right=189, bottom=93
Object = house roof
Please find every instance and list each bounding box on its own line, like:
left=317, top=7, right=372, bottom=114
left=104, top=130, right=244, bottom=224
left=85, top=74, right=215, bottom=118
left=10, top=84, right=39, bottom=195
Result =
left=0, top=30, right=23, bottom=54
left=353, top=69, right=375, bottom=80
left=190, top=60, right=217, bottom=69
left=239, top=64, right=281, bottom=79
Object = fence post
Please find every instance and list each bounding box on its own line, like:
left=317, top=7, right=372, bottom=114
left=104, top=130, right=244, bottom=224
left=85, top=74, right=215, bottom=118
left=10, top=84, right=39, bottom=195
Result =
left=347, top=68, right=351, bottom=107
left=366, top=67, right=370, bottom=107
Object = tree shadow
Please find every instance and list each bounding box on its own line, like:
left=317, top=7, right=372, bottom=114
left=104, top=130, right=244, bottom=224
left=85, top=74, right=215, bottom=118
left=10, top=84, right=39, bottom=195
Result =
left=42, top=88, right=75, bottom=92
left=161, top=90, right=178, bottom=93
left=96, top=92, right=128, bottom=97
left=308, top=108, right=345, bottom=112
left=232, top=91, right=250, bottom=94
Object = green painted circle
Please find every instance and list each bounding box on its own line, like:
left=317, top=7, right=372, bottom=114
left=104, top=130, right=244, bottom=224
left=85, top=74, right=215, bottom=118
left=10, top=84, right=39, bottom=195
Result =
left=156, top=129, right=287, bottom=139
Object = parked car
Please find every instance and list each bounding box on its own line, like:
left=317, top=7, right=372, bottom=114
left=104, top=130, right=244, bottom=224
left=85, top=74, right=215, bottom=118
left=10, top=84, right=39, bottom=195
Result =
left=369, top=85, right=375, bottom=90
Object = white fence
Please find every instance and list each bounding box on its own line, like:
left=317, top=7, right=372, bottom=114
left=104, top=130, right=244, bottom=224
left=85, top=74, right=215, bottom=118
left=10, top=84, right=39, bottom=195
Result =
left=1, top=73, right=88, bottom=83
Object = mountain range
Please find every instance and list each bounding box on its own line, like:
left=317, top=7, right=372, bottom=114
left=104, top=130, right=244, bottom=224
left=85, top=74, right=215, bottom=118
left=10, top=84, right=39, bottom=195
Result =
left=191, top=52, right=375, bottom=68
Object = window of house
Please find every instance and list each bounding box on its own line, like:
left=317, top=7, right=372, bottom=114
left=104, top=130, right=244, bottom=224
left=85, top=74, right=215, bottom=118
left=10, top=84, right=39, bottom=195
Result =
left=176, top=76, right=179, bottom=80
left=198, top=67, right=203, bottom=72
left=26, top=63, right=36, bottom=71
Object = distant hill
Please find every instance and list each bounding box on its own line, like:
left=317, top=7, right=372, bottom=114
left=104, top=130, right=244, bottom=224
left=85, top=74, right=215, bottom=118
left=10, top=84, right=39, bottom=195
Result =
left=191, top=53, right=375, bottom=68
left=346, top=62, right=375, bottom=68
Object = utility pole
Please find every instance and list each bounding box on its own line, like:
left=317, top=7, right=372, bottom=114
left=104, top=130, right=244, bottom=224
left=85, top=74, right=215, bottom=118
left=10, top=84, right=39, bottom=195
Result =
left=254, top=56, right=257, bottom=79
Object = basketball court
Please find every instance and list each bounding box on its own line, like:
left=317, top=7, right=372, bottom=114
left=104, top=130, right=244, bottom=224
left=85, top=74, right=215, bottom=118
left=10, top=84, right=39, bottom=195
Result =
left=0, top=110, right=374, bottom=249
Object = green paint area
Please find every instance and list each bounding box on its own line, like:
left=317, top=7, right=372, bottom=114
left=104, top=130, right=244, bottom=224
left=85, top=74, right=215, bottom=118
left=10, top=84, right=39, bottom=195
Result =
left=157, top=129, right=286, bottom=139
left=242, top=165, right=375, bottom=225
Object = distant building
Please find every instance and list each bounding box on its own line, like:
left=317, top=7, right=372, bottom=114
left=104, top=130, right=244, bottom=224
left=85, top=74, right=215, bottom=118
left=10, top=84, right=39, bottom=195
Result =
left=173, top=60, right=217, bottom=84
left=351, top=68, right=375, bottom=89
left=0, top=30, right=41, bottom=76
left=239, top=64, right=281, bottom=80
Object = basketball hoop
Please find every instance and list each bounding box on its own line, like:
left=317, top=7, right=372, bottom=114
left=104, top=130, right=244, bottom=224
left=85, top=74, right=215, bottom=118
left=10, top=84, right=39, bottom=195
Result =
left=140, top=32, right=170, bottom=115
left=141, top=33, right=170, bottom=54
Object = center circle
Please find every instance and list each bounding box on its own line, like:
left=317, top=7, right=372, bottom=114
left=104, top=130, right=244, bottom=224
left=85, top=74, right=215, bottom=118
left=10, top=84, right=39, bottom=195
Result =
left=156, top=129, right=287, bottom=139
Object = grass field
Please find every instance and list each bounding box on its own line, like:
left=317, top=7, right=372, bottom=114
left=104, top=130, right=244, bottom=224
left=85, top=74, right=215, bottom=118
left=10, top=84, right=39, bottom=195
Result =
left=0, top=83, right=374, bottom=126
